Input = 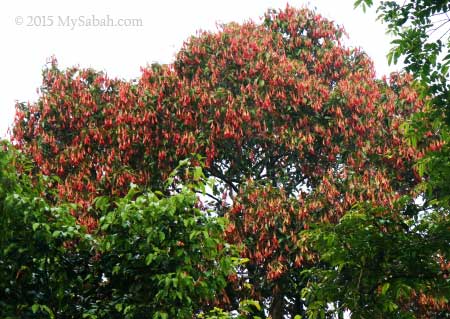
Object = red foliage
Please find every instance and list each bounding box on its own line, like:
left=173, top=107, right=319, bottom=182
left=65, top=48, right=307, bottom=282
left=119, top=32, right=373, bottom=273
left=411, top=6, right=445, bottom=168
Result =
left=12, top=5, right=429, bottom=308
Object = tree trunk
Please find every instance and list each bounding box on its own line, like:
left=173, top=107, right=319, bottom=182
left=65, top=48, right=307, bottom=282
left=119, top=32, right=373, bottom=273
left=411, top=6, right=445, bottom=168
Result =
left=270, top=288, right=284, bottom=319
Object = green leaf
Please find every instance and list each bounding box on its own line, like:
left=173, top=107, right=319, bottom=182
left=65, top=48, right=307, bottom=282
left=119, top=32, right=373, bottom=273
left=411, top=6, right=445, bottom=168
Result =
left=112, top=264, right=121, bottom=274
left=31, top=304, right=40, bottom=313
left=52, top=230, right=61, bottom=238
left=41, top=305, right=55, bottom=319
left=258, top=79, right=265, bottom=87
left=381, top=282, right=390, bottom=296
left=94, top=196, right=110, bottom=212
left=193, top=166, right=202, bottom=181
left=146, top=253, right=156, bottom=265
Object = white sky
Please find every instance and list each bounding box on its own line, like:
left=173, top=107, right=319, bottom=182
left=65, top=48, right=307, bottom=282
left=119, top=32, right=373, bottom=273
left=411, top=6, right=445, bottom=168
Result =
left=0, top=0, right=395, bottom=139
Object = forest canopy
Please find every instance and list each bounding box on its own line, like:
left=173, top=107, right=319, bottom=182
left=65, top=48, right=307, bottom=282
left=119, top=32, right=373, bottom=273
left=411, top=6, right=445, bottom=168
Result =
left=2, top=4, right=449, bottom=319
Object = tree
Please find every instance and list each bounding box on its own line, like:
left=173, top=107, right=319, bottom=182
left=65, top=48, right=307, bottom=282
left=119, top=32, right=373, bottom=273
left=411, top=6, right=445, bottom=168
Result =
left=11, top=6, right=428, bottom=318
left=172, top=7, right=428, bottom=317
left=0, top=141, right=96, bottom=318
left=289, top=1, right=450, bottom=316
left=300, top=199, right=450, bottom=318
left=90, top=162, right=238, bottom=318
left=352, top=1, right=450, bottom=205
left=0, top=143, right=237, bottom=318
left=356, top=0, right=450, bottom=115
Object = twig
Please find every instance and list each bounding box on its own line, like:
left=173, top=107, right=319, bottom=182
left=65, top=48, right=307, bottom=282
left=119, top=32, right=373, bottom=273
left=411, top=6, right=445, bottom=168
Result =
left=427, top=19, right=450, bottom=36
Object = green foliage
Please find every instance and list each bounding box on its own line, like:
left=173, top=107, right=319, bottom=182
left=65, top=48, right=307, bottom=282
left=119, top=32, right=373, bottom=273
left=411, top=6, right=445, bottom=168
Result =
left=355, top=0, right=450, bottom=117
left=353, top=0, right=450, bottom=208
left=0, top=141, right=95, bottom=318
left=352, top=2, right=450, bottom=315
left=300, top=199, right=450, bottom=318
left=95, top=184, right=236, bottom=318
left=198, top=299, right=262, bottom=319
left=6, top=3, right=450, bottom=318
left=0, top=141, right=238, bottom=318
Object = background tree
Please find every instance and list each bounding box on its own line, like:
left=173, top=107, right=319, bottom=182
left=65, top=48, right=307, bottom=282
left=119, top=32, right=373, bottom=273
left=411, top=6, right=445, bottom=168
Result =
left=11, top=6, right=430, bottom=318
left=169, top=7, right=427, bottom=317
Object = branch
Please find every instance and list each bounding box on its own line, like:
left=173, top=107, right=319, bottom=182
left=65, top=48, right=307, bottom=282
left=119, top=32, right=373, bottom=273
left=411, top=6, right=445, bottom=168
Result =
left=438, top=26, right=450, bottom=41
left=205, top=165, right=239, bottom=194
left=427, top=19, right=450, bottom=36
left=194, top=189, right=222, bottom=204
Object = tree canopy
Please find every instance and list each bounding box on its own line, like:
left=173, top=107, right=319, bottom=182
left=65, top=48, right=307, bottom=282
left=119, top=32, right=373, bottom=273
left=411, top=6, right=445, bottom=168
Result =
left=0, top=143, right=238, bottom=318
left=4, top=4, right=449, bottom=319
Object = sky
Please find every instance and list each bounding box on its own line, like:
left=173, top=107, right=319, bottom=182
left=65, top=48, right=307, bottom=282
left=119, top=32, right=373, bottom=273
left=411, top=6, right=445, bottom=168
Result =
left=0, top=0, right=395, bottom=139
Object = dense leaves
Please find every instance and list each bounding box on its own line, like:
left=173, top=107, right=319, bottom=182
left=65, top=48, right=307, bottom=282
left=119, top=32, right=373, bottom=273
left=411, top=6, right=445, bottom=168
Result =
left=93, top=178, right=237, bottom=318
left=174, top=7, right=427, bottom=316
left=0, top=143, right=237, bottom=318
left=13, top=8, right=425, bottom=209
left=0, top=142, right=95, bottom=318
left=8, top=5, right=438, bottom=318
left=353, top=0, right=450, bottom=205
left=357, top=0, right=450, bottom=116
left=271, top=1, right=450, bottom=317
left=301, top=199, right=450, bottom=318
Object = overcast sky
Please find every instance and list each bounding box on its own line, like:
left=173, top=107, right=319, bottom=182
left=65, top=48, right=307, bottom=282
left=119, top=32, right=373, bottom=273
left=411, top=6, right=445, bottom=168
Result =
left=0, top=0, right=395, bottom=139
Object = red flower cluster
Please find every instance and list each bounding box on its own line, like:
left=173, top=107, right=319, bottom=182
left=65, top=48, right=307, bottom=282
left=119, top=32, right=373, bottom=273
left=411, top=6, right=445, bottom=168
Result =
left=12, top=5, right=431, bottom=302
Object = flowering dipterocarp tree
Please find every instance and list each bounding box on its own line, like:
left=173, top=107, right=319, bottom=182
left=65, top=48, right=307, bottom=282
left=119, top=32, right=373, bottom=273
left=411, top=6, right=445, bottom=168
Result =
left=12, top=6, right=431, bottom=318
